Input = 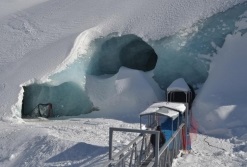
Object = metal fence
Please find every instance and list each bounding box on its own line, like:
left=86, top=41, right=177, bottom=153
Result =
left=104, top=123, right=185, bottom=167
left=104, top=128, right=160, bottom=167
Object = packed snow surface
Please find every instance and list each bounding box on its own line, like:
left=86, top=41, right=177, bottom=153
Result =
left=0, top=0, right=247, bottom=166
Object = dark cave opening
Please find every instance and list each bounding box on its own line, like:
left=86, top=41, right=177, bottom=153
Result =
left=88, top=34, right=158, bottom=75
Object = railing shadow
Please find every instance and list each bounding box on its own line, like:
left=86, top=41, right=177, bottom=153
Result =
left=45, top=142, right=108, bottom=167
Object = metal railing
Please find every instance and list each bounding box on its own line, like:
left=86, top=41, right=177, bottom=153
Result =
left=104, top=128, right=161, bottom=167
left=104, top=123, right=186, bottom=167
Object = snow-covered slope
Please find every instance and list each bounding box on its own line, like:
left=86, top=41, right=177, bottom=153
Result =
left=0, top=0, right=247, bottom=166
left=0, top=0, right=49, bottom=18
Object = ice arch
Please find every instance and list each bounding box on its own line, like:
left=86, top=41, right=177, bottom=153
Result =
left=87, top=34, right=158, bottom=75
left=120, top=39, right=157, bottom=72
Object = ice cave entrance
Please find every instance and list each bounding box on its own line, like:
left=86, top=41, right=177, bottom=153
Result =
left=21, top=35, right=159, bottom=118
left=21, top=0, right=247, bottom=118
left=87, top=34, right=158, bottom=75
left=21, top=82, right=94, bottom=118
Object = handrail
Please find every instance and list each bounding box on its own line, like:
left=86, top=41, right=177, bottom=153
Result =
left=104, top=128, right=160, bottom=167
left=104, top=122, right=187, bottom=167
left=103, top=135, right=144, bottom=167
left=112, top=135, right=143, bottom=160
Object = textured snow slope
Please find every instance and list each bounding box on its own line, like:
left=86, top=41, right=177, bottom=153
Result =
left=0, top=0, right=49, bottom=18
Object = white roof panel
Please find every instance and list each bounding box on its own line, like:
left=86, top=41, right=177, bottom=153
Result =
left=149, top=102, right=186, bottom=113
left=140, top=107, right=179, bottom=120
left=156, top=108, right=179, bottom=120
left=167, top=78, right=190, bottom=92
left=140, top=102, right=186, bottom=119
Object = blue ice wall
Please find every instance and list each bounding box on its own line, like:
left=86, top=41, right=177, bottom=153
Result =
left=152, top=2, right=247, bottom=89
left=86, top=2, right=247, bottom=89
left=86, top=34, right=157, bottom=75
left=21, top=2, right=247, bottom=117
left=22, top=82, right=93, bottom=117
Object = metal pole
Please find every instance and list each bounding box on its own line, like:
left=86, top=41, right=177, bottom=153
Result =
left=155, top=132, right=160, bottom=167
left=148, top=115, right=150, bottom=128
left=185, top=92, right=188, bottom=103
left=109, top=128, right=113, bottom=160
left=185, top=103, right=189, bottom=151
left=129, top=148, right=134, bottom=167
left=140, top=116, right=142, bottom=129
left=165, top=149, right=168, bottom=167
left=139, top=136, right=145, bottom=163
left=167, top=91, right=169, bottom=101
left=172, top=119, right=174, bottom=135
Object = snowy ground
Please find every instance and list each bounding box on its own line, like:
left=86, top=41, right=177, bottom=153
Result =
left=174, top=134, right=247, bottom=167
left=0, top=0, right=247, bottom=167
left=0, top=118, right=139, bottom=166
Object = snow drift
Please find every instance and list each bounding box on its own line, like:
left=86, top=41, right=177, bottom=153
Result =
left=85, top=67, right=164, bottom=122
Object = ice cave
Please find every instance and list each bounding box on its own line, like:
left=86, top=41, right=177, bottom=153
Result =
left=87, top=34, right=158, bottom=75
left=21, top=2, right=247, bottom=118
left=21, top=35, right=159, bottom=118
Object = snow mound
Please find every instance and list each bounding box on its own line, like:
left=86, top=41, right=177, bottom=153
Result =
left=85, top=67, right=165, bottom=122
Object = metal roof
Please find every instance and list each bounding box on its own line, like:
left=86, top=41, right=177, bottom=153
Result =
left=139, top=102, right=186, bottom=120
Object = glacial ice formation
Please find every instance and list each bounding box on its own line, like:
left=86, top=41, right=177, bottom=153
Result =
left=87, top=34, right=158, bottom=75
left=21, top=2, right=247, bottom=117
left=22, top=82, right=93, bottom=117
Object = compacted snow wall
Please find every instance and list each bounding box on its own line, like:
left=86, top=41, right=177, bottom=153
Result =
left=21, top=2, right=247, bottom=118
